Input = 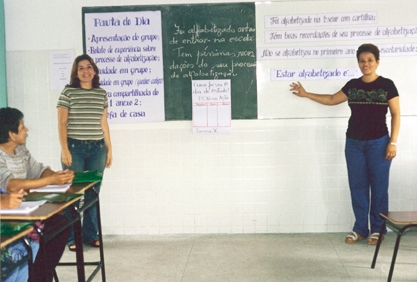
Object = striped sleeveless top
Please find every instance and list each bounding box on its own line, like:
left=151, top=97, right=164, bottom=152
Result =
left=57, top=87, right=108, bottom=140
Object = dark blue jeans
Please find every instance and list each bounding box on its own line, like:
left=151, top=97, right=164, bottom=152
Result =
left=345, top=135, right=391, bottom=237
left=4, top=240, right=39, bottom=282
left=63, top=138, right=106, bottom=245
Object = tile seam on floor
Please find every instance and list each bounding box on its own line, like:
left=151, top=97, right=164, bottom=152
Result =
left=180, top=237, right=196, bottom=282
left=329, top=234, right=354, bottom=281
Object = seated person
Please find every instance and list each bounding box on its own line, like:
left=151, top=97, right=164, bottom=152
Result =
left=1, top=189, right=39, bottom=282
left=0, top=107, right=75, bottom=282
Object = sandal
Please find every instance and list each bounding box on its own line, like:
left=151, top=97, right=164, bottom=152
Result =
left=68, top=244, right=76, bottom=252
left=88, top=239, right=100, bottom=248
left=345, top=231, right=366, bottom=244
left=368, top=233, right=384, bottom=245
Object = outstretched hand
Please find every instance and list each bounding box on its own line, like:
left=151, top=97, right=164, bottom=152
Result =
left=290, top=81, right=308, bottom=97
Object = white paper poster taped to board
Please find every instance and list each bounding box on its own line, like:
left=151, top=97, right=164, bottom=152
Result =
left=50, top=50, right=74, bottom=90
left=271, top=67, right=361, bottom=81
left=192, top=80, right=231, bottom=134
left=84, top=11, right=165, bottom=123
left=256, top=1, right=417, bottom=119
left=258, top=43, right=417, bottom=61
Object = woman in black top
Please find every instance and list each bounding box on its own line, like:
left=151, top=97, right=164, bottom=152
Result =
left=290, top=43, right=400, bottom=245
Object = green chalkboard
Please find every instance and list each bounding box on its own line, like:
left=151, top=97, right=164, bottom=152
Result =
left=83, top=3, right=257, bottom=120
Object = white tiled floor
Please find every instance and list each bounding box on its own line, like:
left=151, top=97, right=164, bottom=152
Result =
left=56, top=232, right=417, bottom=282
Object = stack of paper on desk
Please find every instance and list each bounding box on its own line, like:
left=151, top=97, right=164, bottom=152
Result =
left=0, top=200, right=47, bottom=214
left=30, top=184, right=71, bottom=193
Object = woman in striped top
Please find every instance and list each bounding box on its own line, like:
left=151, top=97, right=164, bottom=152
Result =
left=57, top=54, right=113, bottom=251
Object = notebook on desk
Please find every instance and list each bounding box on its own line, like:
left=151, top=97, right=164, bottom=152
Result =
left=30, top=184, right=71, bottom=193
left=0, top=200, right=47, bottom=215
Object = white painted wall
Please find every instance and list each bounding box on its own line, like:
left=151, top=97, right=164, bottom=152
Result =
left=4, top=0, right=417, bottom=235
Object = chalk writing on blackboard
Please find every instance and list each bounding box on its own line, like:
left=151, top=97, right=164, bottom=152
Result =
left=162, top=3, right=257, bottom=120
left=168, top=23, right=256, bottom=80
left=83, top=3, right=258, bottom=121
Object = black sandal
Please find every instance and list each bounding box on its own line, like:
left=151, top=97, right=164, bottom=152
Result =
left=68, top=244, right=76, bottom=252
left=88, top=239, right=100, bottom=248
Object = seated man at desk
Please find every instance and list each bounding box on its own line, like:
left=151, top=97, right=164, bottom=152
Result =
left=1, top=189, right=39, bottom=282
left=0, top=107, right=75, bottom=282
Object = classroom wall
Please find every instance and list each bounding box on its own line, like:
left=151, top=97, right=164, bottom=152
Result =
left=4, top=0, right=417, bottom=235
left=0, top=0, right=7, bottom=107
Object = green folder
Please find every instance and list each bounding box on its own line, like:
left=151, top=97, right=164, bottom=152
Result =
left=72, top=170, right=103, bottom=183
left=1, top=221, right=33, bottom=236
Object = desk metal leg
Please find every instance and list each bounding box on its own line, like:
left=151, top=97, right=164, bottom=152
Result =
left=59, top=192, right=106, bottom=282
left=84, top=190, right=106, bottom=282
left=23, top=237, right=33, bottom=281
left=387, top=234, right=402, bottom=282
left=59, top=203, right=86, bottom=282
left=73, top=216, right=86, bottom=282
left=371, top=222, right=386, bottom=269
left=95, top=197, right=106, bottom=282
left=31, top=225, right=49, bottom=281
left=387, top=225, right=411, bottom=282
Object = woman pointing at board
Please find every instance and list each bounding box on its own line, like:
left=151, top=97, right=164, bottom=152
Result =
left=290, top=43, right=400, bottom=245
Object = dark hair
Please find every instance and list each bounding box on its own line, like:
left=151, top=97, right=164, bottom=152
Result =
left=0, top=107, right=24, bottom=144
left=67, top=54, right=100, bottom=88
left=356, top=43, right=380, bottom=61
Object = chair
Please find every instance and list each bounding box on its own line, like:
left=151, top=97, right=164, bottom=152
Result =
left=371, top=211, right=417, bottom=282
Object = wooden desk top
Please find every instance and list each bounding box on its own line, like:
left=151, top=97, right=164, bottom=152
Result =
left=0, top=195, right=82, bottom=221
left=0, top=182, right=97, bottom=221
left=380, top=211, right=417, bottom=225
left=66, top=182, right=98, bottom=194
left=0, top=226, right=34, bottom=248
